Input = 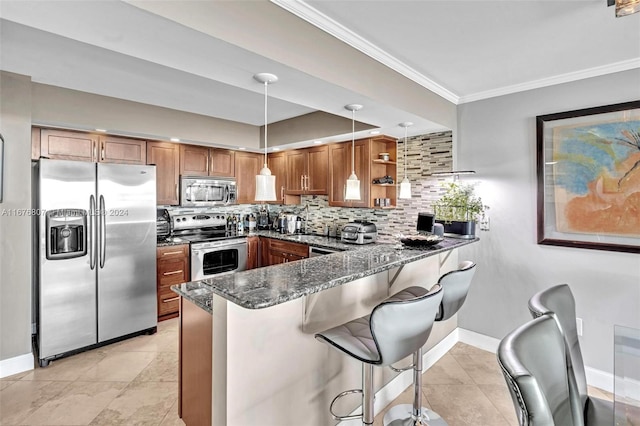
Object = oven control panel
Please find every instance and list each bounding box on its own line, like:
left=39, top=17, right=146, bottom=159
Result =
left=172, top=214, right=226, bottom=231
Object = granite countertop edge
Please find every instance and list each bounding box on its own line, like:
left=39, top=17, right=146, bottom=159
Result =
left=171, top=236, right=478, bottom=313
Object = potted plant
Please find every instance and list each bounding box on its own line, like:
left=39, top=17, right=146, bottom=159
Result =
left=433, top=181, right=487, bottom=238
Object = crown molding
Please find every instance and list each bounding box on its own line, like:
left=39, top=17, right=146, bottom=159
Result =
left=458, top=58, right=640, bottom=104
left=272, top=0, right=640, bottom=106
left=271, top=0, right=460, bottom=104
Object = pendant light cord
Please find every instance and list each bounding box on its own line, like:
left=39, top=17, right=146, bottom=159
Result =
left=263, top=81, right=268, bottom=168
left=351, top=109, right=355, bottom=174
left=404, top=126, right=408, bottom=179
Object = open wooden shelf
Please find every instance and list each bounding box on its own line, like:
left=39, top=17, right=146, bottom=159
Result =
left=372, top=159, right=397, bottom=165
left=372, top=183, right=395, bottom=187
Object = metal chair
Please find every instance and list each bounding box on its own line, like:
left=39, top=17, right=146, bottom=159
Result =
left=528, top=284, right=613, bottom=425
left=498, top=314, right=584, bottom=426
left=383, top=260, right=477, bottom=426
left=315, top=285, right=444, bottom=426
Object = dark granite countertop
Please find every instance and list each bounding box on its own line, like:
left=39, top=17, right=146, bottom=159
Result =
left=171, top=237, right=478, bottom=313
left=156, top=239, right=190, bottom=248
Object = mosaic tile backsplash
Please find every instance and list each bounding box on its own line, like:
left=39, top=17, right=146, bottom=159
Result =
left=164, top=131, right=453, bottom=243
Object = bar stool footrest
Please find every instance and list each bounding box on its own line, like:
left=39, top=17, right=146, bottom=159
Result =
left=330, top=388, right=364, bottom=421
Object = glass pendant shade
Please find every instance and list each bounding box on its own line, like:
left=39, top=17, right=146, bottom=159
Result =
left=399, top=177, right=411, bottom=199
left=345, top=172, right=361, bottom=200
left=254, top=73, right=278, bottom=202
left=398, top=121, right=413, bottom=199
left=255, top=166, right=276, bottom=201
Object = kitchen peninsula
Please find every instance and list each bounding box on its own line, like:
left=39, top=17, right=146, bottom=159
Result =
left=172, top=235, right=478, bottom=426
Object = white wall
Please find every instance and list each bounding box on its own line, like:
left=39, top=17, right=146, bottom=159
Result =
left=0, top=72, right=33, bottom=372
left=456, top=69, right=640, bottom=374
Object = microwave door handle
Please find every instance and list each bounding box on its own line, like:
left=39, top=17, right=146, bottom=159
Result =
left=89, top=195, right=96, bottom=270
left=225, top=185, right=230, bottom=204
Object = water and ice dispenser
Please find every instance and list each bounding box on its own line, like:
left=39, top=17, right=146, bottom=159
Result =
left=46, top=209, right=87, bottom=260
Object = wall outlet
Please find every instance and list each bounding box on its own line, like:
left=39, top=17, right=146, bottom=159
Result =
left=479, top=214, right=490, bottom=231
left=576, top=317, right=583, bottom=337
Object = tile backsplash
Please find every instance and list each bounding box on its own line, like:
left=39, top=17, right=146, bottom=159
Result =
left=163, top=130, right=453, bottom=243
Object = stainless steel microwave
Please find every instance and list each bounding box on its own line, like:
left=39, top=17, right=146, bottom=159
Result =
left=180, top=176, right=237, bottom=207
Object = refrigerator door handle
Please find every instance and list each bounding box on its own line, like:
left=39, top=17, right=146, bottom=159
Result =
left=99, top=195, right=106, bottom=268
left=89, top=195, right=97, bottom=270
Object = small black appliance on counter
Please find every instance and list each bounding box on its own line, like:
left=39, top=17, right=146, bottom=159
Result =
left=257, top=207, right=270, bottom=230
left=156, top=208, right=171, bottom=240
left=341, top=221, right=377, bottom=244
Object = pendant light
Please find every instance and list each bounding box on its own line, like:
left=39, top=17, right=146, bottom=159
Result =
left=398, top=122, right=413, bottom=199
left=344, top=104, right=363, bottom=200
left=254, top=73, right=278, bottom=202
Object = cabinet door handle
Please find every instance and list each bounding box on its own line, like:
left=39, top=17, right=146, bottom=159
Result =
left=101, top=140, right=105, bottom=161
left=300, top=175, right=304, bottom=190
left=163, top=270, right=183, bottom=276
left=162, top=250, right=183, bottom=256
left=281, top=186, right=285, bottom=202
left=305, top=175, right=309, bottom=191
left=162, top=296, right=180, bottom=303
left=93, top=140, right=98, bottom=161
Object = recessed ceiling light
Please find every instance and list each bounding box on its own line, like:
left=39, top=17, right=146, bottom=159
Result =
left=272, top=147, right=280, bottom=151
left=313, top=140, right=323, bottom=144
left=370, top=130, right=381, bottom=135
left=95, top=128, right=107, bottom=133
left=170, top=137, right=180, bottom=142
left=238, top=147, right=247, bottom=150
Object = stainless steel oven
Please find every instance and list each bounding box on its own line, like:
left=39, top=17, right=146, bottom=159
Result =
left=190, top=238, right=247, bottom=280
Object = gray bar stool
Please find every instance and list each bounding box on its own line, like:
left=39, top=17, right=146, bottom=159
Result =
left=384, top=261, right=477, bottom=426
left=315, top=284, right=444, bottom=426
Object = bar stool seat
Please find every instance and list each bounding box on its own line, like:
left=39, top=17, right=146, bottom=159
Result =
left=316, top=285, right=443, bottom=425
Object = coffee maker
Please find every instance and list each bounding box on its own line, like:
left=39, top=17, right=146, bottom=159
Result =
left=257, top=206, right=270, bottom=230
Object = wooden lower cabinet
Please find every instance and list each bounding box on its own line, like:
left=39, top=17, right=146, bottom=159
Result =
left=156, top=244, right=189, bottom=321
left=179, top=297, right=212, bottom=426
left=247, top=236, right=260, bottom=270
left=260, top=237, right=308, bottom=266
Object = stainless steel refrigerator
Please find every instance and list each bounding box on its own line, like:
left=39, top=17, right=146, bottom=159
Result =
left=35, top=159, right=157, bottom=366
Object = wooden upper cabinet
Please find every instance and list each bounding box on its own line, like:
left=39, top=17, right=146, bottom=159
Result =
left=267, top=152, right=287, bottom=204
left=99, top=135, right=146, bottom=164
left=286, top=150, right=306, bottom=195
left=328, top=139, right=370, bottom=208
left=40, top=129, right=98, bottom=162
left=210, top=148, right=235, bottom=177
left=235, top=151, right=262, bottom=204
left=285, top=145, right=328, bottom=196
left=147, top=142, right=180, bottom=205
left=180, top=145, right=235, bottom=177
left=180, top=145, right=209, bottom=176
left=39, top=129, right=145, bottom=164
left=306, top=145, right=329, bottom=194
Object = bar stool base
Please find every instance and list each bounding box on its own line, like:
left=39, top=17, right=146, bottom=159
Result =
left=383, top=404, right=447, bottom=426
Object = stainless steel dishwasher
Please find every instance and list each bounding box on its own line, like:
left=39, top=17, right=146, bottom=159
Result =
left=308, top=246, right=341, bottom=257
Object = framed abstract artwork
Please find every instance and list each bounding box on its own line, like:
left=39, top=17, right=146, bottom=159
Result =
left=537, top=101, right=640, bottom=253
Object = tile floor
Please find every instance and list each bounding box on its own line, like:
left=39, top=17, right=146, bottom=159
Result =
left=1, top=320, right=612, bottom=426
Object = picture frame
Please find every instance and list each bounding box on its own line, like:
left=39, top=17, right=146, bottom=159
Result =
left=537, top=101, right=640, bottom=253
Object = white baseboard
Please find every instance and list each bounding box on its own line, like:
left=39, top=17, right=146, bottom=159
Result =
left=457, top=328, right=500, bottom=353
left=339, top=326, right=616, bottom=424
left=585, top=366, right=614, bottom=394
left=0, top=353, right=33, bottom=378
